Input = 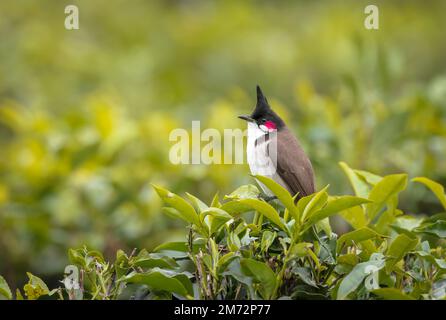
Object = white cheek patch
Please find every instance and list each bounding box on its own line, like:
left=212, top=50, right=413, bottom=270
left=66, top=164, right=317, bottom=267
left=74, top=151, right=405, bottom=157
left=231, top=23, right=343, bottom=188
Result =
left=259, top=124, right=276, bottom=133
left=248, top=122, right=265, bottom=139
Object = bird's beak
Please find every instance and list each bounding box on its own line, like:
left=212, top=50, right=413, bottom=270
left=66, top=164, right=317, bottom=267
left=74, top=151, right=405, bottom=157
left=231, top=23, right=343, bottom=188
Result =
left=238, top=115, right=254, bottom=122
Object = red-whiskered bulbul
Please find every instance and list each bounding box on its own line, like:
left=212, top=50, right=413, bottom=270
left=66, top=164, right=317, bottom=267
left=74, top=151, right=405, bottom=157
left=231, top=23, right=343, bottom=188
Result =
left=239, top=86, right=315, bottom=200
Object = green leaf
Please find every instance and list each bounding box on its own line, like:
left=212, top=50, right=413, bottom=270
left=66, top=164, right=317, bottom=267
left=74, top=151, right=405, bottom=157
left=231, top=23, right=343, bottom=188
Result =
left=337, top=254, right=360, bottom=267
left=123, top=269, right=193, bottom=298
left=385, top=234, right=419, bottom=272
left=390, top=216, right=423, bottom=233
left=132, top=253, right=179, bottom=269
left=415, top=221, right=446, bottom=238
left=222, top=260, right=255, bottom=297
left=225, top=184, right=260, bottom=200
left=153, top=241, right=205, bottom=254
left=291, top=267, right=318, bottom=288
left=186, top=192, right=209, bottom=213
left=68, top=248, right=87, bottom=268
left=220, top=201, right=254, bottom=216
left=254, top=175, right=299, bottom=219
left=306, top=195, right=371, bottom=227
left=366, top=174, right=408, bottom=222
left=261, top=231, right=276, bottom=252
left=227, top=231, right=241, bottom=251
left=236, top=199, right=287, bottom=232
left=354, top=170, right=383, bottom=186
left=337, top=227, right=385, bottom=253
left=161, top=207, right=185, bottom=221
left=374, top=195, right=400, bottom=234
left=431, top=280, right=446, bottom=300
left=337, top=253, right=385, bottom=300
left=210, top=192, right=221, bottom=208
left=200, top=207, right=233, bottom=221
left=301, top=185, right=329, bottom=223
left=152, top=184, right=200, bottom=225
left=414, top=251, right=446, bottom=269
left=217, top=252, right=237, bottom=273
left=15, top=289, right=24, bottom=300
left=200, top=207, right=234, bottom=234
left=27, top=273, right=50, bottom=293
left=0, top=276, right=12, bottom=300
left=289, top=242, right=313, bottom=259
left=372, top=288, right=415, bottom=300
left=412, top=177, right=446, bottom=210
left=115, top=250, right=129, bottom=278
left=339, top=206, right=367, bottom=229
left=240, top=258, right=277, bottom=299
left=315, top=217, right=332, bottom=238
left=24, top=272, right=50, bottom=300
left=339, top=162, right=370, bottom=198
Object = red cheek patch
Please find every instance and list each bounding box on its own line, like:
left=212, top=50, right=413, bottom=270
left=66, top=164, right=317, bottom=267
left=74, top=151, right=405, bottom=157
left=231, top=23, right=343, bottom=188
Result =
left=264, top=121, right=276, bottom=130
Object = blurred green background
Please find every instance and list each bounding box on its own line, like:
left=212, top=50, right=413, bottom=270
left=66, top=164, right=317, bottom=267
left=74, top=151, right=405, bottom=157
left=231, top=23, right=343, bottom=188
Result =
left=1, top=0, right=445, bottom=289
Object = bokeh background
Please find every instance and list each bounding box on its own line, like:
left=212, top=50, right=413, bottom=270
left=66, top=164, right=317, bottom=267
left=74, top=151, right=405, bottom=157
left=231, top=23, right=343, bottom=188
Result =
left=1, top=0, right=445, bottom=289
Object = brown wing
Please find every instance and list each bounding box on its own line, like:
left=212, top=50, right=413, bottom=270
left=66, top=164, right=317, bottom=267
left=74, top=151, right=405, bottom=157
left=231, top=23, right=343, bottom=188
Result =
left=274, top=128, right=315, bottom=198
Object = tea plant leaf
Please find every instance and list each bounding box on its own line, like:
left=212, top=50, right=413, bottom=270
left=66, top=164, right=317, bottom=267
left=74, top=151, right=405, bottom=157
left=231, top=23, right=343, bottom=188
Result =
left=339, top=206, right=368, bottom=229
left=366, top=174, right=408, bottom=222
left=390, top=216, right=423, bottom=233
left=227, top=231, right=241, bottom=251
left=210, top=192, right=221, bottom=208
left=306, top=196, right=371, bottom=226
left=15, top=289, right=24, bottom=300
left=412, top=177, right=446, bottom=210
left=337, top=227, right=385, bottom=253
left=24, top=272, right=50, bottom=300
left=217, top=252, right=237, bottom=273
left=431, top=280, right=446, bottom=300
left=0, top=276, right=12, bottom=300
left=337, top=253, right=385, bottom=300
left=296, top=193, right=315, bottom=217
left=186, top=192, right=209, bottom=212
left=162, top=207, right=186, bottom=221
left=220, top=201, right=253, bottom=216
left=291, top=267, right=318, bottom=288
left=152, top=184, right=200, bottom=226
left=236, top=199, right=287, bottom=232
left=372, top=288, right=415, bottom=300
left=200, top=207, right=233, bottom=221
left=240, top=258, right=277, bottom=300
left=261, top=231, right=276, bottom=253
left=301, top=185, right=329, bottom=223
left=222, top=260, right=255, bottom=298
left=414, top=251, right=446, bottom=269
left=337, top=254, right=360, bottom=267
left=385, top=234, right=419, bottom=272
left=132, top=253, right=179, bottom=269
left=254, top=175, right=299, bottom=219
left=225, top=184, right=260, bottom=200
left=339, top=162, right=370, bottom=198
left=68, top=248, right=87, bottom=268
left=153, top=241, right=205, bottom=254
left=123, top=269, right=193, bottom=298
left=354, top=170, right=383, bottom=186
left=289, top=242, right=313, bottom=259
left=415, top=221, right=446, bottom=238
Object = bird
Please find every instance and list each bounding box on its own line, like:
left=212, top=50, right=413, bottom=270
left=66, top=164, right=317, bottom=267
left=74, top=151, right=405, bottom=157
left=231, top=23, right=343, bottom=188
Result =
left=239, top=85, right=315, bottom=200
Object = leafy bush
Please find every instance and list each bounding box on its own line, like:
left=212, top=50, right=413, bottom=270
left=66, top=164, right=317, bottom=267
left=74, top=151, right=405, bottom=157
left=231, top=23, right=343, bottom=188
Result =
left=1, top=0, right=446, bottom=289
left=1, top=162, right=445, bottom=300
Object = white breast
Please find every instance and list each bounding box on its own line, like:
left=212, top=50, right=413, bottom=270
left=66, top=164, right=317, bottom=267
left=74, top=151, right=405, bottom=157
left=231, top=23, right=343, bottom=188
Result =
left=246, top=123, right=286, bottom=196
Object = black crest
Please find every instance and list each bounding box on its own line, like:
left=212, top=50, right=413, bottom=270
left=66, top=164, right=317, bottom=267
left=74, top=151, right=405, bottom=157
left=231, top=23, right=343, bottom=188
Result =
left=251, top=85, right=271, bottom=119
left=249, top=85, right=285, bottom=129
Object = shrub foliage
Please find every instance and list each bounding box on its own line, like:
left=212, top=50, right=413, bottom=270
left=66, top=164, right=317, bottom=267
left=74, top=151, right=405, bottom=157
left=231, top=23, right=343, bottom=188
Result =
left=1, top=162, right=445, bottom=300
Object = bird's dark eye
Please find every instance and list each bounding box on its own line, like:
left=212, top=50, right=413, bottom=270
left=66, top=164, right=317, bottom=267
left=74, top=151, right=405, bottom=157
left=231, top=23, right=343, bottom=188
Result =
left=261, top=118, right=266, bottom=123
